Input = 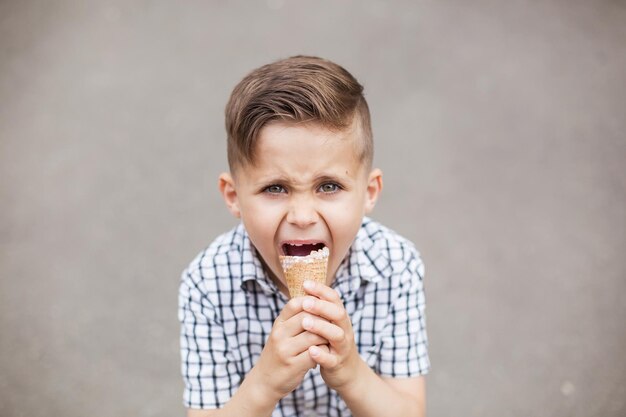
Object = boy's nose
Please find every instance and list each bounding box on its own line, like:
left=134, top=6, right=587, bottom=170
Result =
left=286, top=197, right=318, bottom=228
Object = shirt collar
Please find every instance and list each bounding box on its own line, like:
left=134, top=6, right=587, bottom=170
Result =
left=354, top=218, right=390, bottom=283
left=332, top=217, right=392, bottom=297
left=233, top=224, right=283, bottom=296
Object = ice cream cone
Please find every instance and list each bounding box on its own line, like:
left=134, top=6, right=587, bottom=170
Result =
left=279, top=247, right=329, bottom=298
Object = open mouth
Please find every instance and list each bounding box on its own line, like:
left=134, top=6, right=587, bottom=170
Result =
left=282, top=242, right=326, bottom=257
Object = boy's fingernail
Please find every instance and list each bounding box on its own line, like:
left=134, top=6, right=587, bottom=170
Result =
left=303, top=280, right=314, bottom=289
left=303, top=298, right=314, bottom=310
left=309, top=346, right=320, bottom=357
left=303, top=316, right=313, bottom=329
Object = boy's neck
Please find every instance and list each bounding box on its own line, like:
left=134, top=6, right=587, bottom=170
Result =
left=258, top=256, right=290, bottom=298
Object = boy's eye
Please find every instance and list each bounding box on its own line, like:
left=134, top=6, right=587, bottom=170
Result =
left=265, top=184, right=286, bottom=194
left=318, top=183, right=340, bottom=193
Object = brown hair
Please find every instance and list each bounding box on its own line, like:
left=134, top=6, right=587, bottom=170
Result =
left=225, top=55, right=373, bottom=171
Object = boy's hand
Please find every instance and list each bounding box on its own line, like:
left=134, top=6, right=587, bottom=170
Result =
left=254, top=297, right=330, bottom=401
left=301, top=280, right=361, bottom=392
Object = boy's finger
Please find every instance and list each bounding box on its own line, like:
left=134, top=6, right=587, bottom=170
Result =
left=276, top=297, right=304, bottom=323
left=308, top=345, right=338, bottom=368
left=297, top=344, right=331, bottom=370
left=301, top=296, right=346, bottom=324
left=302, top=315, right=346, bottom=344
left=288, top=330, right=329, bottom=356
left=294, top=347, right=326, bottom=371
left=282, top=311, right=331, bottom=337
left=303, top=280, right=341, bottom=304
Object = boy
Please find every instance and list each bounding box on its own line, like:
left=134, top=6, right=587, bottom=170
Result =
left=179, top=56, right=429, bottom=417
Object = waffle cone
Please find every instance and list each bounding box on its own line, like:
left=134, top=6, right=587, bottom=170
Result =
left=279, top=248, right=329, bottom=298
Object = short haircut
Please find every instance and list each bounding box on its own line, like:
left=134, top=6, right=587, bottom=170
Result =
left=225, top=55, right=373, bottom=172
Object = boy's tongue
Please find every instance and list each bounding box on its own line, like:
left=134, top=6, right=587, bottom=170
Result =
left=284, top=243, right=325, bottom=257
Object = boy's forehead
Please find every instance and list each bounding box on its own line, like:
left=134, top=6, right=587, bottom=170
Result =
left=234, top=121, right=367, bottom=178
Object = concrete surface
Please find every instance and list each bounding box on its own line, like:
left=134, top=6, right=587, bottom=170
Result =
left=1, top=1, right=625, bottom=416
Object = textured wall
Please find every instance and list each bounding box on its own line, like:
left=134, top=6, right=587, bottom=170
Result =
left=1, top=1, right=624, bottom=416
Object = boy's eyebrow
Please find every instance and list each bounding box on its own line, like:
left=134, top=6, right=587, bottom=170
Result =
left=253, top=174, right=292, bottom=185
left=253, top=172, right=353, bottom=186
left=315, top=173, right=353, bottom=184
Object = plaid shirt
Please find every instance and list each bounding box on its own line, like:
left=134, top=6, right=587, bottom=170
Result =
left=178, top=217, right=430, bottom=416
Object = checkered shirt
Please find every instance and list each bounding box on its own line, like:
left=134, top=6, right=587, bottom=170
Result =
left=178, top=217, right=430, bottom=416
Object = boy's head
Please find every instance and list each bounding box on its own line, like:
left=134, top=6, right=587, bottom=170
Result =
left=225, top=55, right=373, bottom=173
left=219, top=56, right=382, bottom=295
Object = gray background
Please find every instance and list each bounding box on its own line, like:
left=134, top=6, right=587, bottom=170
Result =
left=1, top=1, right=624, bottom=416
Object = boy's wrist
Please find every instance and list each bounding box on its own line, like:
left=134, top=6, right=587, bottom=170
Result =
left=244, top=365, right=284, bottom=407
left=333, top=354, right=370, bottom=400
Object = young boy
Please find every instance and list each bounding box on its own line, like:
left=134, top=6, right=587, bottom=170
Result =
left=178, top=56, right=429, bottom=417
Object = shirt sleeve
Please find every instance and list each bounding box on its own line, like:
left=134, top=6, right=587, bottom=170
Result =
left=376, top=252, right=430, bottom=377
left=178, top=265, right=242, bottom=409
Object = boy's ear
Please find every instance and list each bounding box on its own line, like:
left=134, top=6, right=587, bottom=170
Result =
left=364, top=168, right=383, bottom=214
left=218, top=172, right=241, bottom=218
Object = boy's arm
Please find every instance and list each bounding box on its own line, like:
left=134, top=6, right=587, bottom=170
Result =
left=185, top=363, right=279, bottom=417
left=338, top=364, right=426, bottom=417
left=185, top=362, right=282, bottom=417
left=183, top=297, right=329, bottom=417
left=301, top=280, right=427, bottom=417
left=188, top=376, right=425, bottom=417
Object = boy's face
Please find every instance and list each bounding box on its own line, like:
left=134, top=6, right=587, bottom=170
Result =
left=219, top=121, right=382, bottom=295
